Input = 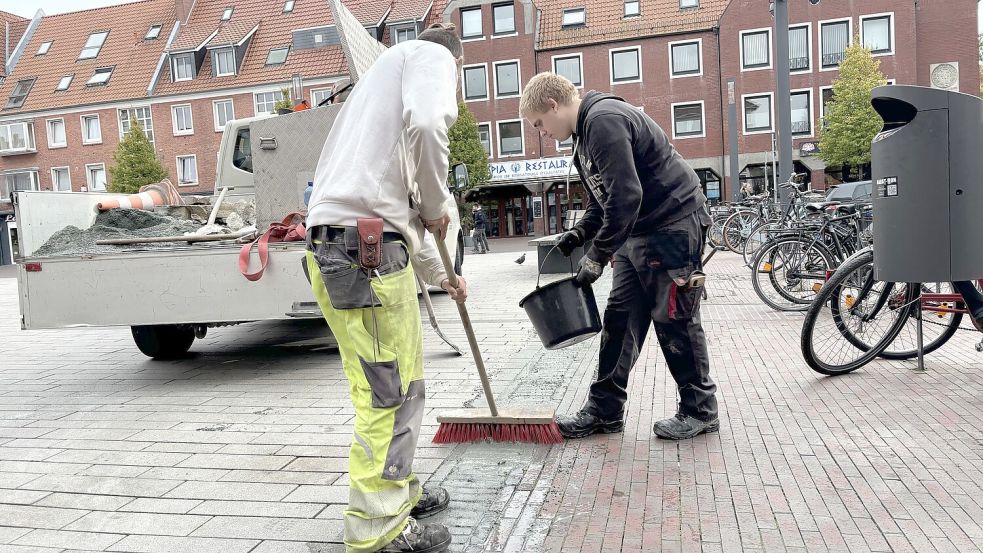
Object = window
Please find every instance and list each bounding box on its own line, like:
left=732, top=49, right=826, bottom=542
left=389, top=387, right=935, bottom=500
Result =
left=494, top=61, right=520, bottom=97
left=477, top=123, right=491, bottom=156
left=213, top=48, right=236, bottom=76
left=820, top=87, right=835, bottom=121
left=562, top=8, right=585, bottom=27
left=0, top=122, right=35, bottom=154
left=145, top=25, right=162, bottom=40
left=283, top=0, right=295, bottom=13
left=672, top=102, right=704, bottom=138
left=610, top=47, right=640, bottom=83
left=37, top=41, right=52, bottom=55
left=624, top=1, right=640, bottom=17
left=821, top=20, right=850, bottom=68
left=743, top=94, right=773, bottom=133
left=86, top=164, right=107, bottom=191
left=498, top=120, right=523, bottom=156
left=86, top=67, right=113, bottom=87
left=55, top=75, right=73, bottom=91
left=311, top=89, right=332, bottom=106
left=79, top=31, right=108, bottom=59
left=51, top=167, right=72, bottom=192
left=741, top=29, right=770, bottom=70
left=789, top=25, right=810, bottom=71
left=670, top=40, right=701, bottom=77
left=557, top=136, right=573, bottom=149
left=553, top=55, right=583, bottom=87
left=461, top=7, right=482, bottom=38
left=177, top=155, right=198, bottom=185
left=6, top=78, right=35, bottom=109
left=118, top=107, right=154, bottom=143
left=172, top=104, right=194, bottom=135
left=172, top=54, right=194, bottom=81
left=255, top=90, right=285, bottom=115
left=680, top=0, right=698, bottom=7
left=214, top=99, right=235, bottom=131
left=233, top=128, right=252, bottom=172
left=266, top=47, right=290, bottom=66
left=493, top=3, right=515, bottom=35
left=81, top=114, right=102, bottom=144
left=47, top=119, right=67, bottom=148
left=790, top=90, right=811, bottom=136
left=221, top=7, right=234, bottom=20
left=861, top=14, right=892, bottom=55
left=394, top=27, right=417, bottom=44
left=2, top=171, right=39, bottom=200
left=463, top=65, right=488, bottom=101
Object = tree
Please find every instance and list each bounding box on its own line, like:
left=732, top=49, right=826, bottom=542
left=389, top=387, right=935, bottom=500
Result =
left=108, top=119, right=168, bottom=194
left=818, top=40, right=887, bottom=181
left=447, top=101, right=490, bottom=226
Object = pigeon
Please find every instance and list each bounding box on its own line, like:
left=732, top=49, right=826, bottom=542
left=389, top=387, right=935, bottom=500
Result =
left=515, top=253, right=526, bottom=265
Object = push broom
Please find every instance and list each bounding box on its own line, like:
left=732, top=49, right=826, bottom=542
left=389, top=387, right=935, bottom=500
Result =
left=430, top=231, right=564, bottom=444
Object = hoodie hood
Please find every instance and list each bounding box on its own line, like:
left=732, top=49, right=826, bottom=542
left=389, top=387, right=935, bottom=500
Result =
left=575, top=91, right=627, bottom=139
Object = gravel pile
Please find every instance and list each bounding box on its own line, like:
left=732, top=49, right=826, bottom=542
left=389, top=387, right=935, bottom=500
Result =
left=34, top=209, right=204, bottom=257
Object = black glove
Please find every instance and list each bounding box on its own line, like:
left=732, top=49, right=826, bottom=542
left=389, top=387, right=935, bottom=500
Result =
left=574, top=255, right=604, bottom=287
left=556, top=229, right=585, bottom=257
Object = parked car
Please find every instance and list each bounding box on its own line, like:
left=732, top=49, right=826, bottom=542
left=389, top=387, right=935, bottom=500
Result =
left=825, top=180, right=873, bottom=202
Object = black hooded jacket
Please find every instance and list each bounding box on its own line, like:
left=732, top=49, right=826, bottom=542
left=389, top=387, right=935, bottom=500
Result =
left=572, top=91, right=705, bottom=264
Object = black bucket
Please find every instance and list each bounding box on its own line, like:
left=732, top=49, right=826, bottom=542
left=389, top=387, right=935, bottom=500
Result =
left=519, top=246, right=602, bottom=349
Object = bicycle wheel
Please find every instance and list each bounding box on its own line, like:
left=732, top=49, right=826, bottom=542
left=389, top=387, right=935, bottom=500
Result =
left=751, top=236, right=834, bottom=312
left=723, top=211, right=761, bottom=252
left=800, top=249, right=912, bottom=375
left=742, top=221, right=781, bottom=268
left=877, top=282, right=962, bottom=360
left=708, top=216, right=727, bottom=249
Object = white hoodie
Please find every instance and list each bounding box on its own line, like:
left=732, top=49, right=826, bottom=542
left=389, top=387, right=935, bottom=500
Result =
left=307, top=40, right=458, bottom=287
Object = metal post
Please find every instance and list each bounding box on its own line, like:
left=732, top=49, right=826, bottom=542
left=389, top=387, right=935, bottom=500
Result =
left=773, top=0, right=793, bottom=206
left=771, top=133, right=779, bottom=204
left=915, top=287, right=926, bottom=372
left=727, top=79, right=741, bottom=201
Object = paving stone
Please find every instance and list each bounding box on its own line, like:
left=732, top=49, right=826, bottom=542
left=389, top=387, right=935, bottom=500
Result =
left=0, top=504, right=87, bottom=529
left=20, top=475, right=180, bottom=498
left=12, top=529, right=124, bottom=550
left=248, top=541, right=345, bottom=553
left=176, top=454, right=293, bottom=471
left=117, top=498, right=202, bottom=514
left=63, top=511, right=211, bottom=536
left=188, top=500, right=324, bottom=518
left=106, top=535, right=260, bottom=553
left=191, top=516, right=343, bottom=542
left=163, top=481, right=297, bottom=501
left=280, top=486, right=348, bottom=504
left=0, top=489, right=51, bottom=505
left=0, top=525, right=32, bottom=544
left=35, top=493, right=134, bottom=512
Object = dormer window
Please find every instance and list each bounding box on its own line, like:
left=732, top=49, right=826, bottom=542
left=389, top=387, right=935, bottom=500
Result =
left=37, top=41, right=52, bottom=56
left=283, top=0, right=295, bottom=13
left=562, top=8, right=586, bottom=27
left=55, top=75, right=73, bottom=91
left=393, top=26, right=417, bottom=44
left=265, top=47, right=290, bottom=66
left=86, top=67, right=113, bottom=87
left=221, top=7, right=233, bottom=21
left=79, top=31, right=109, bottom=60
left=213, top=48, right=236, bottom=76
left=5, top=78, right=35, bottom=109
left=145, top=25, right=162, bottom=40
left=624, top=1, right=640, bottom=17
left=172, top=53, right=194, bottom=81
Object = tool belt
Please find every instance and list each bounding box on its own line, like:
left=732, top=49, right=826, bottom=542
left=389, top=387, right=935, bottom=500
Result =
left=308, top=223, right=405, bottom=266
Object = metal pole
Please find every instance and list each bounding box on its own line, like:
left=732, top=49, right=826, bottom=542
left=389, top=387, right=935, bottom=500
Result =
left=772, top=133, right=779, bottom=204
left=727, top=79, right=741, bottom=201
left=915, top=287, right=926, bottom=372
left=774, top=0, right=793, bottom=206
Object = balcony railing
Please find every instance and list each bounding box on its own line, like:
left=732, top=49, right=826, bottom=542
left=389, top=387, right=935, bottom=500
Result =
left=822, top=51, right=846, bottom=68
left=789, top=56, right=809, bottom=71
left=791, top=120, right=811, bottom=134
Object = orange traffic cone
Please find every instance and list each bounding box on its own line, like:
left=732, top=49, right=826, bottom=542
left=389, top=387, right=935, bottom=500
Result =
left=96, top=179, right=183, bottom=211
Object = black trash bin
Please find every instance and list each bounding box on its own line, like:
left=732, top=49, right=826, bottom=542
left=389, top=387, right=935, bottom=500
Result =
left=870, top=85, right=983, bottom=283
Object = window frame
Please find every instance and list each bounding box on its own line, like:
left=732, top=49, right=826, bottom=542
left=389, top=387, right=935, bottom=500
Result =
left=819, top=17, right=852, bottom=71
left=477, top=122, right=493, bottom=158
left=788, top=24, right=812, bottom=73
left=86, top=67, right=114, bottom=87
left=213, top=99, right=235, bottom=132
left=145, top=25, right=162, bottom=40
left=221, top=7, right=234, bottom=20
left=311, top=88, right=333, bottom=107
left=80, top=114, right=102, bottom=145
left=742, top=92, right=775, bottom=135
left=118, top=106, right=154, bottom=143
left=213, top=48, right=236, bottom=77
left=860, top=13, right=894, bottom=57
left=492, top=2, right=517, bottom=36
left=819, top=85, right=835, bottom=122
left=171, top=53, right=195, bottom=82
left=46, top=118, right=67, bottom=149
left=254, top=90, right=285, bottom=115
left=1, top=170, right=39, bottom=200
left=37, top=41, right=52, bottom=55
left=55, top=74, right=74, bottom=92
left=283, top=0, right=295, bottom=13
left=392, top=25, right=418, bottom=45
left=624, top=0, right=640, bottom=18
left=668, top=38, right=702, bottom=78
left=461, top=6, right=483, bottom=39
left=679, top=0, right=699, bottom=8
left=551, top=53, right=584, bottom=88
left=78, top=31, right=109, bottom=60
left=493, top=59, right=521, bottom=99
left=51, top=166, right=72, bottom=192
left=6, top=78, right=35, bottom=109
left=171, top=103, right=195, bottom=136
left=789, top=88, right=814, bottom=138
left=609, top=45, right=642, bottom=85
left=562, top=8, right=586, bottom=28
left=0, top=121, right=36, bottom=154
left=740, top=28, right=771, bottom=71
left=85, top=163, right=107, bottom=192
left=670, top=101, right=706, bottom=140
left=462, top=63, right=489, bottom=102
left=497, top=119, right=525, bottom=157
left=176, top=154, right=199, bottom=186
left=265, top=46, right=290, bottom=66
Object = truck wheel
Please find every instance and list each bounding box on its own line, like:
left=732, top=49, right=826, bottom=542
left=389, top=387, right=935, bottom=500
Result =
left=131, top=325, right=195, bottom=359
left=455, top=231, right=464, bottom=275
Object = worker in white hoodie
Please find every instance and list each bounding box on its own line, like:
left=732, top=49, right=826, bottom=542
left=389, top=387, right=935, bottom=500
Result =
left=304, top=23, right=466, bottom=553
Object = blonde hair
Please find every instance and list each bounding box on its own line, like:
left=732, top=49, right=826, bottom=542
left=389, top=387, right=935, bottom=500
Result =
left=520, top=72, right=579, bottom=116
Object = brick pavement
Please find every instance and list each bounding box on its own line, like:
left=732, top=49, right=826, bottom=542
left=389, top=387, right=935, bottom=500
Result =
left=1, top=249, right=982, bottom=552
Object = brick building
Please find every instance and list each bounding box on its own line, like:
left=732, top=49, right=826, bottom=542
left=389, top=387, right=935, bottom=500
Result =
left=0, top=0, right=978, bottom=258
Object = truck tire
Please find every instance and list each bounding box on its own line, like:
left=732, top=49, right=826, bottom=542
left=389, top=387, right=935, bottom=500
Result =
left=131, top=325, right=196, bottom=360
left=455, top=231, right=464, bottom=275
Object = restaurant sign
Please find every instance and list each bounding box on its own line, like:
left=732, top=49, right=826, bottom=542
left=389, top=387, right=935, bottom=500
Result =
left=489, top=156, right=573, bottom=182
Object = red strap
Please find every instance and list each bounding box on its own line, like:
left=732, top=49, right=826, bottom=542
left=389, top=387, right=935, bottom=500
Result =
left=239, top=212, right=307, bottom=282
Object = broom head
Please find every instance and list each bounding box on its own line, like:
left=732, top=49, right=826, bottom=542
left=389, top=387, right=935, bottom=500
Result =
left=433, top=407, right=564, bottom=444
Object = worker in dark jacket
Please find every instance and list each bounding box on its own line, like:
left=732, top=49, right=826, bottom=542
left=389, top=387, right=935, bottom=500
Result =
left=520, top=72, right=719, bottom=440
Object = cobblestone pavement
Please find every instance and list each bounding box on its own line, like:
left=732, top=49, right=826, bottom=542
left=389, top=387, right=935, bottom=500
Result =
left=1, top=248, right=982, bottom=553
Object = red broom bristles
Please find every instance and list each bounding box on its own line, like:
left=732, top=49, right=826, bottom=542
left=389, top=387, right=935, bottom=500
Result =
left=433, top=422, right=565, bottom=444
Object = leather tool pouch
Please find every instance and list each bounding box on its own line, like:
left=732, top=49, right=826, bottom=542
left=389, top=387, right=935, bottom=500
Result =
left=357, top=218, right=384, bottom=270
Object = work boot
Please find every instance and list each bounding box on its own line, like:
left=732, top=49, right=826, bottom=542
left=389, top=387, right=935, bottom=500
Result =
left=410, top=485, right=450, bottom=519
left=378, top=518, right=451, bottom=553
left=653, top=413, right=719, bottom=440
left=555, top=408, right=624, bottom=439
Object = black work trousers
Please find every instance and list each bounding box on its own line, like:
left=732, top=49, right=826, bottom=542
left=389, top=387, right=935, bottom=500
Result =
left=584, top=210, right=718, bottom=422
